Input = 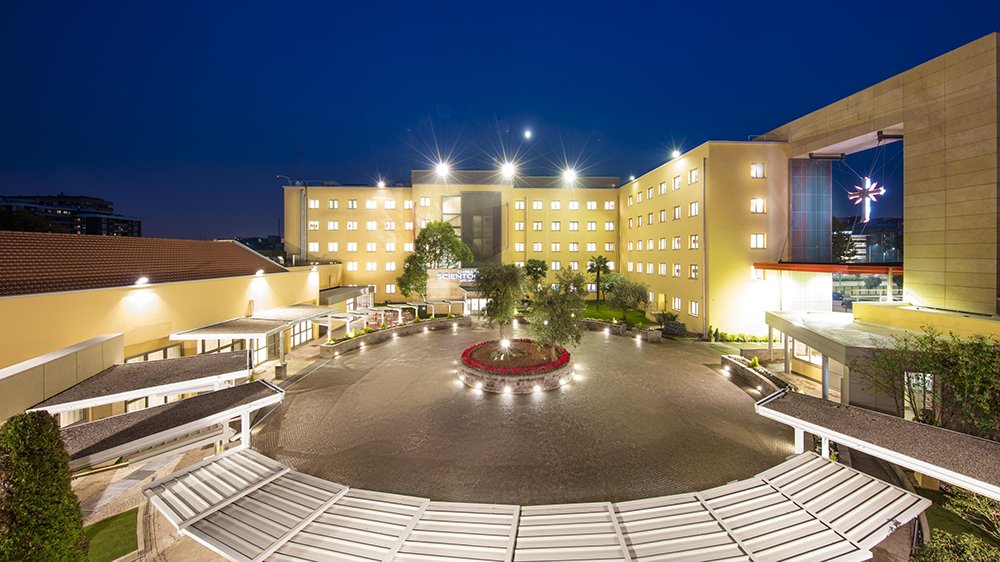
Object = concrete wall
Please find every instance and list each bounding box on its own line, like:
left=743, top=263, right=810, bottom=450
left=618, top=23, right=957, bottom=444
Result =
left=0, top=269, right=320, bottom=369
left=854, top=301, right=1000, bottom=338
left=758, top=33, right=999, bottom=316
left=0, top=334, right=123, bottom=421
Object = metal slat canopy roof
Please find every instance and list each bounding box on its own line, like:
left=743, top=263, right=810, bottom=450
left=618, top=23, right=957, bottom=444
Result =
left=29, top=351, right=250, bottom=414
left=757, top=390, right=1000, bottom=501
left=171, top=318, right=290, bottom=341
left=145, top=449, right=928, bottom=561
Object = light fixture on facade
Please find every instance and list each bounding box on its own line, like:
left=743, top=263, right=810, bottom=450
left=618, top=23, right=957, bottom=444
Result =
left=435, top=161, right=450, bottom=177
left=377, top=180, right=386, bottom=188
left=255, top=269, right=264, bottom=277
left=671, top=149, right=681, bottom=159
left=629, top=175, right=635, bottom=181
left=562, top=168, right=577, bottom=183
left=501, top=161, right=516, bottom=179
left=135, top=276, right=149, bottom=286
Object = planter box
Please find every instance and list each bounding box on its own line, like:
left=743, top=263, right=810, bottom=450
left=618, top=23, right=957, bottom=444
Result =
left=458, top=359, right=573, bottom=394
left=581, top=319, right=627, bottom=335
left=319, top=317, right=472, bottom=358
left=628, top=329, right=662, bottom=343
left=720, top=354, right=797, bottom=396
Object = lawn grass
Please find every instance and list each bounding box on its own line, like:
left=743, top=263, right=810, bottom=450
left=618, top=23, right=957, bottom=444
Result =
left=915, top=487, right=1000, bottom=545
left=84, top=507, right=138, bottom=562
left=581, top=301, right=649, bottom=327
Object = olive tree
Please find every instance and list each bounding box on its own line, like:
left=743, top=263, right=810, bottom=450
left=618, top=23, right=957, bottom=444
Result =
left=604, top=274, right=650, bottom=327
left=523, top=259, right=548, bottom=289
left=528, top=270, right=586, bottom=360
left=396, top=221, right=473, bottom=299
left=475, top=263, right=527, bottom=340
left=0, top=412, right=88, bottom=561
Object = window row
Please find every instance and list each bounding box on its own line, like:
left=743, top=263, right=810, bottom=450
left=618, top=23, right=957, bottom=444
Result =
left=514, top=242, right=616, bottom=253
left=307, top=242, right=415, bottom=253
left=627, top=262, right=700, bottom=279
left=344, top=261, right=401, bottom=272
left=627, top=235, right=698, bottom=252
left=514, top=199, right=616, bottom=211
left=513, top=261, right=616, bottom=272
left=514, top=221, right=615, bottom=232
left=310, top=198, right=416, bottom=210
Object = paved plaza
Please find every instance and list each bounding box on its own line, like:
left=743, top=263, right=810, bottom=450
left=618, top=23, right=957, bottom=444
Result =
left=253, top=323, right=795, bottom=504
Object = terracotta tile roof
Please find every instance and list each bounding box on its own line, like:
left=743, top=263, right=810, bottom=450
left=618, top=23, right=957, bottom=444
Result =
left=0, top=231, right=286, bottom=297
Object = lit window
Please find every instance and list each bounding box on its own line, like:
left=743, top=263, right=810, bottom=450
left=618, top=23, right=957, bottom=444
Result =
left=587, top=283, right=596, bottom=292
left=607, top=261, right=615, bottom=270
left=647, top=262, right=653, bottom=274
left=348, top=199, right=358, bottom=209
left=637, top=192, right=642, bottom=203
left=551, top=261, right=561, bottom=271
left=366, top=262, right=377, bottom=272
left=751, top=265, right=765, bottom=280
left=384, top=221, right=395, bottom=230
left=308, top=242, right=319, bottom=252
left=604, top=200, right=615, bottom=210
left=605, top=221, right=615, bottom=231
left=308, top=199, right=319, bottom=209
left=532, top=242, right=542, bottom=252
left=403, top=242, right=414, bottom=252
left=636, top=262, right=643, bottom=273
left=688, top=235, right=699, bottom=249
left=689, top=201, right=699, bottom=217
left=689, top=168, right=699, bottom=184
left=365, top=199, right=377, bottom=210
left=587, top=242, right=598, bottom=252
left=751, top=233, right=767, bottom=249
left=551, top=242, right=561, bottom=252
left=568, top=242, right=579, bottom=252
left=659, top=263, right=667, bottom=276
left=637, top=216, right=643, bottom=227
left=347, top=261, right=358, bottom=271
left=385, top=242, right=396, bottom=252
left=308, top=221, right=319, bottom=231
left=404, top=221, right=414, bottom=231
left=629, top=218, right=634, bottom=229
left=637, top=240, right=643, bottom=251
left=647, top=187, right=654, bottom=199
left=419, top=218, right=429, bottom=228
left=659, top=182, right=667, bottom=195
left=385, top=262, right=397, bottom=272
left=673, top=206, right=681, bottom=220
left=689, top=301, right=699, bottom=317
left=627, top=262, right=634, bottom=272
left=647, top=212, right=653, bottom=225
left=366, top=221, right=377, bottom=231
left=404, top=200, right=414, bottom=209
left=587, top=201, right=597, bottom=210
left=515, top=242, right=525, bottom=252
left=569, top=261, right=579, bottom=271
left=551, top=221, right=560, bottom=231
left=514, top=199, right=525, bottom=210
left=673, top=263, right=681, bottom=277
left=327, top=242, right=338, bottom=252
left=750, top=197, right=766, bottom=213
left=515, top=221, right=525, bottom=231
left=587, top=221, right=597, bottom=231
left=419, top=196, right=430, bottom=207
left=751, top=162, right=766, bottom=179
left=347, top=242, right=358, bottom=252
left=550, top=201, right=561, bottom=210
left=673, top=176, right=681, bottom=190
left=628, top=241, right=634, bottom=252
left=384, top=200, right=396, bottom=210
left=672, top=236, right=681, bottom=250
left=533, top=200, right=543, bottom=210
left=515, top=261, right=525, bottom=267
left=327, top=221, right=338, bottom=231
left=347, top=221, right=358, bottom=231
left=568, top=200, right=579, bottom=210
left=689, top=264, right=699, bottom=279
left=659, top=238, right=667, bottom=250
left=628, top=195, right=634, bottom=206
left=386, top=283, right=396, bottom=294
left=329, top=199, right=338, bottom=209
left=569, top=221, right=579, bottom=231
left=604, top=242, right=614, bottom=251
left=648, top=239, right=654, bottom=251
left=366, top=242, right=377, bottom=252
left=533, top=221, right=543, bottom=231
left=672, top=297, right=681, bottom=311
left=660, top=209, right=666, bottom=223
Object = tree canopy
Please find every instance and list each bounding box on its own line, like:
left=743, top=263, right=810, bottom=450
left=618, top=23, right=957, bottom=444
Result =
left=587, top=255, right=611, bottom=307
left=475, top=263, right=527, bottom=339
left=528, top=269, right=586, bottom=358
left=604, top=274, right=650, bottom=327
left=523, top=259, right=548, bottom=287
left=0, top=411, right=88, bottom=561
left=396, top=221, right=473, bottom=298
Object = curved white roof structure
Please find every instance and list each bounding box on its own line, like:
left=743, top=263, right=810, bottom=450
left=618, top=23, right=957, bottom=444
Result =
left=145, top=449, right=928, bottom=562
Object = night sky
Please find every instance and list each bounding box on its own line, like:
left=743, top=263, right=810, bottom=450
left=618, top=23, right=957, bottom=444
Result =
left=2, top=1, right=997, bottom=239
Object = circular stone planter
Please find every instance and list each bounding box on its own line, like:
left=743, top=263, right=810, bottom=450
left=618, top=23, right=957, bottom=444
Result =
left=458, top=339, right=573, bottom=393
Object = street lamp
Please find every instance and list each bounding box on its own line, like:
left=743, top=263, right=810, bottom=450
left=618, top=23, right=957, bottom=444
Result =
left=501, top=161, right=516, bottom=180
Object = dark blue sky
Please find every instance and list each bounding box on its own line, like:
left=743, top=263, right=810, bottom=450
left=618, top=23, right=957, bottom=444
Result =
left=1, top=1, right=997, bottom=238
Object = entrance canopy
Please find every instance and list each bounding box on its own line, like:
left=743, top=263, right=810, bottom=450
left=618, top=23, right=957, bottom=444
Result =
left=62, top=381, right=282, bottom=471
left=251, top=304, right=334, bottom=323
left=171, top=304, right=335, bottom=342
left=757, top=390, right=1000, bottom=501
left=145, top=448, right=928, bottom=561
left=28, top=351, right=249, bottom=415
left=765, top=310, right=909, bottom=366
left=318, top=284, right=371, bottom=307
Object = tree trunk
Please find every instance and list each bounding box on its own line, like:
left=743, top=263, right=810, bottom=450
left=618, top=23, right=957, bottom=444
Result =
left=622, top=307, right=628, bottom=327
left=595, top=273, right=601, bottom=309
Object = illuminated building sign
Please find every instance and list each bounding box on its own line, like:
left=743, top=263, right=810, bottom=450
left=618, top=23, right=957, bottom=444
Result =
left=436, top=270, right=477, bottom=282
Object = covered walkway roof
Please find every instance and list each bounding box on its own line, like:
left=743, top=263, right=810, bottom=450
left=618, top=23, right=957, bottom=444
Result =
left=765, top=310, right=911, bottom=365
left=29, top=351, right=249, bottom=414
left=146, top=448, right=928, bottom=561
left=757, top=390, right=1000, bottom=501
left=318, top=285, right=370, bottom=306
left=172, top=304, right=338, bottom=342
left=62, top=381, right=282, bottom=471
left=250, top=304, right=334, bottom=323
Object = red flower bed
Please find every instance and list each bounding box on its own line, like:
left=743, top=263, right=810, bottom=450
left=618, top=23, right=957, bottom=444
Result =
left=461, top=339, right=570, bottom=376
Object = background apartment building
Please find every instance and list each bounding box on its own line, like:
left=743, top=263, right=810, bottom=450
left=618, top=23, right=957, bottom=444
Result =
left=284, top=153, right=790, bottom=336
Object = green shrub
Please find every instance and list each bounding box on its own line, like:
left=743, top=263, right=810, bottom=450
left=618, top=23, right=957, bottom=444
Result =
left=917, top=530, right=1000, bottom=561
left=661, top=321, right=687, bottom=337
left=0, top=411, right=88, bottom=560
left=654, top=311, right=679, bottom=325
left=362, top=327, right=375, bottom=334
left=749, top=356, right=760, bottom=369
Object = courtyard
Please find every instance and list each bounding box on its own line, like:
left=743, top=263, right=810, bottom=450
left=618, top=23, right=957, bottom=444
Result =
left=252, top=322, right=795, bottom=504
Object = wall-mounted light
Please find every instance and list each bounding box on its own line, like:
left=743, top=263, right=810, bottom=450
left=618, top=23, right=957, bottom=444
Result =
left=135, top=276, right=149, bottom=286
left=671, top=149, right=681, bottom=159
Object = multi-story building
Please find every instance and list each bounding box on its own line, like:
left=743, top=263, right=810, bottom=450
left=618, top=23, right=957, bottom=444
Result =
left=0, top=194, right=142, bottom=236
left=284, top=144, right=790, bottom=336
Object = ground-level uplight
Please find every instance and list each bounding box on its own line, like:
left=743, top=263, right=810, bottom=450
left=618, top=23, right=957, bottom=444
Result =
left=533, top=384, right=542, bottom=392
left=503, top=386, right=512, bottom=394
left=500, top=339, right=510, bottom=348
left=604, top=328, right=610, bottom=336
left=474, top=382, right=483, bottom=390
left=423, top=327, right=429, bottom=333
